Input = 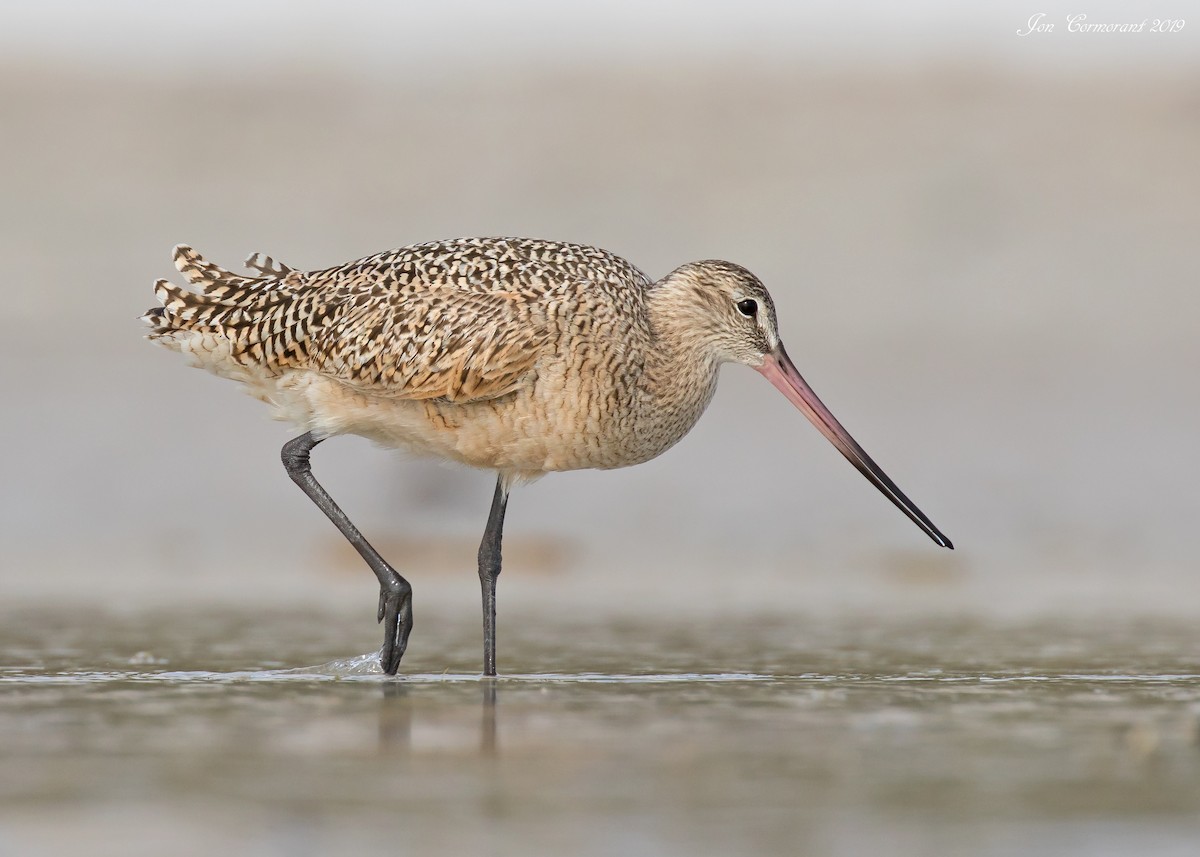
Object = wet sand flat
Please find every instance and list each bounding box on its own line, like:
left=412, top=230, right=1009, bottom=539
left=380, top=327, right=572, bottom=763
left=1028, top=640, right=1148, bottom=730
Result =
left=3, top=606, right=1200, bottom=857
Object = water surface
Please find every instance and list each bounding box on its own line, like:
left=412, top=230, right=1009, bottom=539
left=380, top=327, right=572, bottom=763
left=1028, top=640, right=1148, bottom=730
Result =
left=2, top=607, right=1200, bottom=856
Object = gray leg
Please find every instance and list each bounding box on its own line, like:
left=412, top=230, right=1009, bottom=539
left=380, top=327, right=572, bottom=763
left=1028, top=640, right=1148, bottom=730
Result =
left=282, top=432, right=413, bottom=675
left=477, top=475, right=509, bottom=677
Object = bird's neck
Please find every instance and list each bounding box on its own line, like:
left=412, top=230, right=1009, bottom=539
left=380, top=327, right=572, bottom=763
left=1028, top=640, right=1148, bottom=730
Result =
left=636, top=288, right=723, bottom=454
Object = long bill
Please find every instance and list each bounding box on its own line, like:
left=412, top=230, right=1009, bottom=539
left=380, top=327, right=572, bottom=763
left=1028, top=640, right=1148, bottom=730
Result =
left=757, top=344, right=953, bottom=549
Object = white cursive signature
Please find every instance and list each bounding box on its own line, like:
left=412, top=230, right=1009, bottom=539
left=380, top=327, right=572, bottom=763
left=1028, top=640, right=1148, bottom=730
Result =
left=1018, top=13, right=1185, bottom=35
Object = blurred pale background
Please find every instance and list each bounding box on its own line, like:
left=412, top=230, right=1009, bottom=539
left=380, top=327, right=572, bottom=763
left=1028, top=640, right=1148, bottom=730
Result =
left=1, top=0, right=1197, bottom=618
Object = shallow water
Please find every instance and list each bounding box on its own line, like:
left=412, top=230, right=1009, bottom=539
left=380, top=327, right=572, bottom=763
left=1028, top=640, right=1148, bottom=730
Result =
left=3, top=607, right=1200, bottom=857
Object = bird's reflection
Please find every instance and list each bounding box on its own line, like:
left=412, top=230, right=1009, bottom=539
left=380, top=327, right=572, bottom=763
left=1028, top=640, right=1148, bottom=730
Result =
left=481, top=677, right=498, bottom=755
left=377, top=679, right=412, bottom=750
left=376, top=677, right=499, bottom=755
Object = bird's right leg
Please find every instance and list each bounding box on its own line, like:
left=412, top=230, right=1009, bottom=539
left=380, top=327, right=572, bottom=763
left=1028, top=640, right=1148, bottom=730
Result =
left=281, top=432, right=413, bottom=675
left=477, top=475, right=510, bottom=677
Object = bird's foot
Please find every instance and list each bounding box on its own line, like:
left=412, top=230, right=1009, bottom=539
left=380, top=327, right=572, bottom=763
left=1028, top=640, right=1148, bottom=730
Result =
left=376, top=581, right=413, bottom=675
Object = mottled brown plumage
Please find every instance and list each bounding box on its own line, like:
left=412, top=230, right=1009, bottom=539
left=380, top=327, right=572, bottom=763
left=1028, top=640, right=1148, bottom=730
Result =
left=144, top=236, right=950, bottom=675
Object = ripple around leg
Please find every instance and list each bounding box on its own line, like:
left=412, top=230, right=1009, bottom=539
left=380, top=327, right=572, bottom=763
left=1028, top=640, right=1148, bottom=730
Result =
left=290, top=650, right=386, bottom=677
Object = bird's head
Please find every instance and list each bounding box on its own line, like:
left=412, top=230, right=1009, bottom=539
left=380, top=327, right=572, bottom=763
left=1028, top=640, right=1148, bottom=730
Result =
left=655, top=260, right=781, bottom=367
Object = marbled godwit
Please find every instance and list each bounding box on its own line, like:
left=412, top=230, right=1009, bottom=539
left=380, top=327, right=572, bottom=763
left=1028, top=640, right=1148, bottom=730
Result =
left=143, top=237, right=951, bottom=675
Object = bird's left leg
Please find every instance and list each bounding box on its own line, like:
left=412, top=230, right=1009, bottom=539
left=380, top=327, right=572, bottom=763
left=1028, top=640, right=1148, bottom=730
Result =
left=477, top=475, right=510, bottom=677
left=281, top=432, right=413, bottom=675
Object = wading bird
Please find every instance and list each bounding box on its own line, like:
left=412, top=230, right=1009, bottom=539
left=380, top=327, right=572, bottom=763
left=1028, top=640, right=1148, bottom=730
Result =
left=143, top=237, right=951, bottom=675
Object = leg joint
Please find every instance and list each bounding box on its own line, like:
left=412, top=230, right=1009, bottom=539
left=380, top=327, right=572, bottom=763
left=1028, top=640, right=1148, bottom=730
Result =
left=478, top=543, right=502, bottom=579
left=382, top=575, right=413, bottom=598
left=281, top=432, right=317, bottom=475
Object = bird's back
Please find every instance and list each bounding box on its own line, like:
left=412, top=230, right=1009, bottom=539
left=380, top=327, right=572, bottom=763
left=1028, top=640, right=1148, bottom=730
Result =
left=146, top=237, right=648, bottom=387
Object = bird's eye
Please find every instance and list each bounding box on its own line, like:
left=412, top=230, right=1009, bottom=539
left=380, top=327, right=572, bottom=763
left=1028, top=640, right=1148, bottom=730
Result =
left=736, top=299, right=758, bottom=317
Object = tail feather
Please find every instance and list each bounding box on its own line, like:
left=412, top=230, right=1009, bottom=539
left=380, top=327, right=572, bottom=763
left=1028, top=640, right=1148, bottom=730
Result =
left=244, top=251, right=295, bottom=277
left=150, top=278, right=254, bottom=325
left=144, top=244, right=313, bottom=371
left=145, top=243, right=300, bottom=333
left=172, top=244, right=299, bottom=303
left=172, top=244, right=249, bottom=289
left=139, top=305, right=166, bottom=329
